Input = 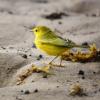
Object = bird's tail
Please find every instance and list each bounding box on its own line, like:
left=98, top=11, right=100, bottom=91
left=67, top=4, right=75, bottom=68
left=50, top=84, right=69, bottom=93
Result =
left=75, top=44, right=90, bottom=48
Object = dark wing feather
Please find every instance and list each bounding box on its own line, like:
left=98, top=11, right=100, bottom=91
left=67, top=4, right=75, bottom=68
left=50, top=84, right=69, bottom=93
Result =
left=40, top=31, right=76, bottom=48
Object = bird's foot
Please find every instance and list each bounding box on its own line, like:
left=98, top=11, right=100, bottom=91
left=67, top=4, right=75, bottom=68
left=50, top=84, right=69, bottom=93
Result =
left=49, top=63, right=65, bottom=67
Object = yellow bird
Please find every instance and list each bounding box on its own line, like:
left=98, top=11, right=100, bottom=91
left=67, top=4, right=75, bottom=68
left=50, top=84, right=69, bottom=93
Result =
left=32, top=26, right=87, bottom=66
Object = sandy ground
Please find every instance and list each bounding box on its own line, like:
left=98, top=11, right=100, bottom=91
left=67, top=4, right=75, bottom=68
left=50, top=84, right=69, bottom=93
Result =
left=0, top=0, right=100, bottom=100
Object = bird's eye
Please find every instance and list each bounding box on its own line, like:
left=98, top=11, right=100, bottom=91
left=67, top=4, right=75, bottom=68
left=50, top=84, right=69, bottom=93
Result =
left=35, top=29, right=38, bottom=32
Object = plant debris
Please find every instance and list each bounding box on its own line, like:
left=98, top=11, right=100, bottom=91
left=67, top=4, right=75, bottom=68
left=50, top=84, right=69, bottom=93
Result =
left=16, top=63, right=51, bottom=85
left=69, top=84, right=83, bottom=96
left=61, top=44, right=99, bottom=62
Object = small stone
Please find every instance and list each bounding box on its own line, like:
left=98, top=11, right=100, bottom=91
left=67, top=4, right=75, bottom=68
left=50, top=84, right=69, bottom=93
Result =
left=1, top=46, right=6, bottom=49
left=39, top=55, right=43, bottom=58
left=97, top=50, right=100, bottom=55
left=82, top=42, right=89, bottom=46
left=24, top=90, right=30, bottom=94
left=82, top=76, right=85, bottom=79
left=37, top=54, right=43, bottom=60
left=35, top=0, right=48, bottom=3
left=32, top=43, right=36, bottom=48
left=34, top=89, right=38, bottom=93
left=94, top=90, right=97, bottom=94
left=93, top=72, right=96, bottom=74
left=43, top=73, right=48, bottom=78
left=78, top=70, right=84, bottom=75
left=92, top=14, right=96, bottom=17
left=29, top=54, right=31, bottom=56
left=98, top=89, right=100, bottom=92
left=22, top=54, right=27, bottom=59
left=9, top=47, right=14, bottom=49
left=8, top=11, right=13, bottom=14
left=16, top=96, right=23, bottom=100
left=57, top=86, right=59, bottom=88
left=21, top=90, right=23, bottom=92
left=93, top=84, right=98, bottom=87
left=58, top=21, right=62, bottom=24
left=31, top=80, right=35, bottom=82
left=7, top=68, right=10, bottom=70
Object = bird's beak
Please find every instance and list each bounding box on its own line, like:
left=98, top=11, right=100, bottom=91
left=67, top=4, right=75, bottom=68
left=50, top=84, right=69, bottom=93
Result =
left=29, top=25, right=36, bottom=33
left=30, top=30, right=33, bottom=32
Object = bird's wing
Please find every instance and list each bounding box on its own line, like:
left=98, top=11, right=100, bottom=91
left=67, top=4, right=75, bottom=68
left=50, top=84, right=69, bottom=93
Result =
left=40, top=32, right=76, bottom=48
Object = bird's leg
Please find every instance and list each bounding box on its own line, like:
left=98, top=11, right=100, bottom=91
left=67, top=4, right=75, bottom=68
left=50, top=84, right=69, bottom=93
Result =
left=49, top=56, right=59, bottom=65
left=56, top=58, right=64, bottom=67
left=60, top=58, right=63, bottom=66
left=49, top=56, right=64, bottom=67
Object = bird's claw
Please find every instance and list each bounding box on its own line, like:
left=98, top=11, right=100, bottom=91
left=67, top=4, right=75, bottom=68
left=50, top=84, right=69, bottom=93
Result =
left=48, top=63, right=65, bottom=67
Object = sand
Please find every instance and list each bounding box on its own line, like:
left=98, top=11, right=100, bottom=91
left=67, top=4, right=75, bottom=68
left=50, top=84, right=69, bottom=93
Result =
left=0, top=0, right=100, bottom=100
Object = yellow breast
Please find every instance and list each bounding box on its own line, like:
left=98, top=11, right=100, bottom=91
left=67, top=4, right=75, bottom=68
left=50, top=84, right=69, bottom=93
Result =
left=35, top=40, right=66, bottom=56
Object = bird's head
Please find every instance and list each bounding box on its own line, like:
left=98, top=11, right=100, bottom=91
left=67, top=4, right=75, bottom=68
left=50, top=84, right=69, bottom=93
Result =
left=32, top=26, right=51, bottom=37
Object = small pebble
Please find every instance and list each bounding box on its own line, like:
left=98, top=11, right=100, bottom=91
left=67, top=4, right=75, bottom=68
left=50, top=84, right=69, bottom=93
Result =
left=97, top=50, right=100, bottom=55
left=58, top=21, right=62, bottom=24
left=1, top=46, right=6, bottom=49
left=7, top=68, right=10, bottom=70
left=21, top=90, right=23, bottom=92
left=23, top=90, right=30, bottom=94
left=94, top=90, right=97, bottom=94
left=56, top=86, right=59, bottom=88
left=82, top=42, right=89, bottom=46
left=93, top=84, right=98, bottom=87
left=31, top=80, right=35, bottom=82
left=20, top=90, right=30, bottom=94
left=8, top=11, right=13, bottom=14
left=16, top=96, right=23, bottom=100
left=22, top=54, right=27, bottom=59
left=98, top=89, right=100, bottom=92
left=37, top=54, right=43, bottom=60
left=32, top=43, right=36, bottom=48
left=93, top=71, right=96, bottom=74
left=9, top=47, right=14, bottom=49
left=29, top=54, right=31, bottom=56
left=82, top=76, right=85, bottom=79
left=42, top=73, right=48, bottom=78
left=91, top=14, right=97, bottom=17
left=78, top=70, right=84, bottom=75
left=34, top=89, right=38, bottom=93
